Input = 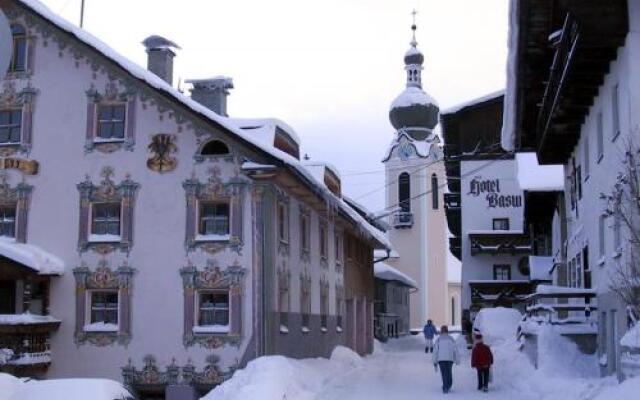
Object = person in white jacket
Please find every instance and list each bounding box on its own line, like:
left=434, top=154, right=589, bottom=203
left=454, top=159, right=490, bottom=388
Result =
left=432, top=325, right=460, bottom=393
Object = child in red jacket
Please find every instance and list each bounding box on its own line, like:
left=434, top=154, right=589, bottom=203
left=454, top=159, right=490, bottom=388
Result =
left=471, top=333, right=493, bottom=392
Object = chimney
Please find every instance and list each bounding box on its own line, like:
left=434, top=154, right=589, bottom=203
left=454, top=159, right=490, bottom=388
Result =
left=142, top=35, right=180, bottom=85
left=187, top=77, right=234, bottom=116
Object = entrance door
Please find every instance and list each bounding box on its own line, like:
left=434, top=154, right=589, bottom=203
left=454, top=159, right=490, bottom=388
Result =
left=0, top=280, right=15, bottom=314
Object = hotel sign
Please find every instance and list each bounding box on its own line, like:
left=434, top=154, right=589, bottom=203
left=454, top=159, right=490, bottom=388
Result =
left=0, top=157, right=39, bottom=175
left=468, top=177, right=522, bottom=208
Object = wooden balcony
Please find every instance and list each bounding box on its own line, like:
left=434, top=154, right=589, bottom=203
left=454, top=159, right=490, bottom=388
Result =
left=0, top=314, right=60, bottom=377
left=392, top=212, right=413, bottom=229
left=469, top=231, right=531, bottom=255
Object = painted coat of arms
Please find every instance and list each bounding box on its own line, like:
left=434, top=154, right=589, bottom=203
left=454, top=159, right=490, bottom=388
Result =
left=147, top=134, right=178, bottom=173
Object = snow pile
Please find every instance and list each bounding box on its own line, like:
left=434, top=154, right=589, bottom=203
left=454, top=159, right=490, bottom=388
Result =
left=441, top=90, right=504, bottom=115
left=0, top=373, right=23, bottom=400
left=472, top=307, right=522, bottom=345
left=536, top=324, right=598, bottom=378
left=0, top=237, right=65, bottom=275
left=593, top=376, right=640, bottom=400
left=11, top=378, right=132, bottom=400
left=202, top=346, right=363, bottom=400
left=374, top=262, right=417, bottom=288
left=621, top=323, right=640, bottom=349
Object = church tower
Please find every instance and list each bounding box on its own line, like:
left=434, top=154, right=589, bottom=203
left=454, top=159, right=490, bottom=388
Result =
left=383, top=16, right=448, bottom=329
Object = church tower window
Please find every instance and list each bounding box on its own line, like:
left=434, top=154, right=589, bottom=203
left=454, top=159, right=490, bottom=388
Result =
left=399, top=172, right=411, bottom=212
left=431, top=173, right=439, bottom=210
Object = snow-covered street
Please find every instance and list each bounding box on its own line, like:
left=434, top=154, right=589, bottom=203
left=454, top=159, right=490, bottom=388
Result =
left=204, top=326, right=638, bottom=400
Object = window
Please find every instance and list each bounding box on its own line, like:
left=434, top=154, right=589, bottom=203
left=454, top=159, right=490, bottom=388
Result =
left=584, top=135, right=590, bottom=179
left=597, top=111, right=604, bottom=162
left=91, top=202, right=121, bottom=236
left=576, top=253, right=583, bottom=288
left=493, top=265, right=511, bottom=280
left=576, top=166, right=582, bottom=200
left=335, top=233, right=343, bottom=265
left=336, top=296, right=343, bottom=330
left=613, top=210, right=621, bottom=251
left=90, top=291, right=118, bottom=325
left=9, top=25, right=27, bottom=73
left=199, top=202, right=230, bottom=236
left=320, top=224, right=328, bottom=259
left=97, top=104, right=126, bottom=140
left=599, top=214, right=606, bottom=258
left=0, top=206, right=16, bottom=238
left=201, top=140, right=230, bottom=156
left=320, top=286, right=328, bottom=330
left=492, top=218, right=509, bottom=231
left=0, top=110, right=22, bottom=144
left=277, top=202, right=288, bottom=242
left=583, top=246, right=592, bottom=289
left=198, top=291, right=229, bottom=327
left=612, top=84, right=620, bottom=141
left=398, top=172, right=411, bottom=212
left=300, top=213, right=310, bottom=252
left=431, top=173, right=439, bottom=210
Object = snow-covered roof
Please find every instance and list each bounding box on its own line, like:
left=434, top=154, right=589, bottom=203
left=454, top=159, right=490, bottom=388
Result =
left=501, top=0, right=520, bottom=151
left=405, top=46, right=422, bottom=57
left=381, top=131, right=440, bottom=162
left=529, top=256, right=553, bottom=281
left=467, top=229, right=524, bottom=235
left=226, top=117, right=301, bottom=146
left=14, top=0, right=391, bottom=251
left=303, top=161, right=341, bottom=180
left=374, top=249, right=400, bottom=260
left=374, top=262, right=417, bottom=288
left=390, top=86, right=439, bottom=110
left=516, top=152, right=564, bottom=191
left=441, top=90, right=504, bottom=115
left=0, top=238, right=65, bottom=275
left=0, top=313, right=60, bottom=325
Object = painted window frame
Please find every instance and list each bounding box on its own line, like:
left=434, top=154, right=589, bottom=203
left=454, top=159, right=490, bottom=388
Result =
left=0, top=84, right=37, bottom=155
left=6, top=23, right=35, bottom=78
left=197, top=200, right=231, bottom=239
left=72, top=262, right=135, bottom=346
left=195, top=289, right=230, bottom=331
left=87, top=289, right=120, bottom=327
left=180, top=261, right=246, bottom=348
left=85, top=83, right=136, bottom=153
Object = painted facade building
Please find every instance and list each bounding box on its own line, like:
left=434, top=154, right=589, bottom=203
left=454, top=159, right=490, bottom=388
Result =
left=502, top=0, right=637, bottom=380
left=0, top=0, right=389, bottom=397
left=373, top=262, right=416, bottom=340
left=382, top=22, right=450, bottom=329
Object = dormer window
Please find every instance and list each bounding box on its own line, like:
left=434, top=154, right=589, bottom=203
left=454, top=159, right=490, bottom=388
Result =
left=9, top=25, right=27, bottom=73
left=97, top=104, right=126, bottom=141
left=201, top=140, right=230, bottom=156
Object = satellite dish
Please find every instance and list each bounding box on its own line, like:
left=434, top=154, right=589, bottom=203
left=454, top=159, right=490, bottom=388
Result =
left=0, top=9, right=13, bottom=77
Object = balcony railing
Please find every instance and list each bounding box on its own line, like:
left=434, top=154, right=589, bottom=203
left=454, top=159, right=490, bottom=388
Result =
left=392, top=212, right=413, bottom=228
left=0, top=315, right=60, bottom=376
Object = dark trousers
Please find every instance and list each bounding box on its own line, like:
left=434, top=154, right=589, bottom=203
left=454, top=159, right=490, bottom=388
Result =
left=438, top=361, right=454, bottom=392
left=477, top=368, right=490, bottom=389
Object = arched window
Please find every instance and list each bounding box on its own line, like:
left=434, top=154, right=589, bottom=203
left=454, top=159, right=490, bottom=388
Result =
left=431, top=173, right=439, bottom=210
left=398, top=172, right=411, bottom=212
left=10, top=25, right=27, bottom=73
left=200, top=140, right=229, bottom=156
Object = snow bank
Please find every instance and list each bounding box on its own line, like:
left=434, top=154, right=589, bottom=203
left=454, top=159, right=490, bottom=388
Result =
left=472, top=307, right=522, bottom=345
left=201, top=346, right=362, bottom=400
left=621, top=323, right=640, bottom=349
left=536, top=325, right=599, bottom=378
left=9, top=378, right=131, bottom=400
left=593, top=376, right=640, bottom=400
left=0, top=373, right=23, bottom=400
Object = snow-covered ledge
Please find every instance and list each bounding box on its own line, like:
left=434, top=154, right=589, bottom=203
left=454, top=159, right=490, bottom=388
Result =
left=193, top=325, right=230, bottom=334
left=88, top=234, right=122, bottom=243
left=195, top=234, right=231, bottom=242
left=0, top=237, right=65, bottom=275
left=83, top=322, right=119, bottom=332
left=0, top=313, right=60, bottom=325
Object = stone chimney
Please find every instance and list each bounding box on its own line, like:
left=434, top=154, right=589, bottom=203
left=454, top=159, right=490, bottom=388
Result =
left=187, top=77, right=234, bottom=116
left=142, top=35, right=180, bottom=85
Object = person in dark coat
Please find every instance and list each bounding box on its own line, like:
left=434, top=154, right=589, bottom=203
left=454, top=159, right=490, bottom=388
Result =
left=423, top=319, right=438, bottom=353
left=471, top=333, right=493, bottom=392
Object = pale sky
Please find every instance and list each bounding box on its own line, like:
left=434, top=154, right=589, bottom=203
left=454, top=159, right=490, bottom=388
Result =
left=41, top=0, right=508, bottom=212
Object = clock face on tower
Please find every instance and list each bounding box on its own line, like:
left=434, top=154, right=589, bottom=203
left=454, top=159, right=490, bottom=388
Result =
left=398, top=143, right=414, bottom=161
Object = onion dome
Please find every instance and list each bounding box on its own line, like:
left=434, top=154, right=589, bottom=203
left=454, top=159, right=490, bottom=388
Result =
left=389, top=18, right=440, bottom=140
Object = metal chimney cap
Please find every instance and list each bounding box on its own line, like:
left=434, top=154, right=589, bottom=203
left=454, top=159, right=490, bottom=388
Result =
left=142, top=35, right=181, bottom=51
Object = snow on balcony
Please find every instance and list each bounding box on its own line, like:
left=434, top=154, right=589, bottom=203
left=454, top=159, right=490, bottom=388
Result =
left=0, top=313, right=60, bottom=326
left=0, top=238, right=64, bottom=275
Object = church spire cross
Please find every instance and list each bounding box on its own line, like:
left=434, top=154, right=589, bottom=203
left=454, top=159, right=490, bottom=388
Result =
left=410, top=9, right=418, bottom=47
